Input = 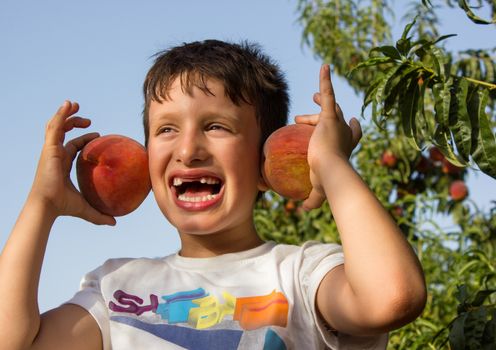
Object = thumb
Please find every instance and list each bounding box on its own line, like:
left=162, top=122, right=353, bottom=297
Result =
left=301, top=189, right=326, bottom=211
left=349, top=117, right=363, bottom=151
left=80, top=203, right=116, bottom=226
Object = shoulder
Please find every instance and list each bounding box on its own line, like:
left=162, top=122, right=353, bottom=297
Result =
left=83, top=255, right=171, bottom=281
left=272, top=240, right=342, bottom=251
left=270, top=240, right=343, bottom=262
left=267, top=241, right=344, bottom=290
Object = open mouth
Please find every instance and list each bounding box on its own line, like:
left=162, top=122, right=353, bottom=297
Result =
left=171, top=176, right=223, bottom=204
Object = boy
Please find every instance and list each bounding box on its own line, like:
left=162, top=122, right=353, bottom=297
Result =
left=0, top=40, right=426, bottom=349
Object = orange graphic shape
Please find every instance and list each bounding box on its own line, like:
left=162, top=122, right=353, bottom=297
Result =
left=233, top=290, right=288, bottom=330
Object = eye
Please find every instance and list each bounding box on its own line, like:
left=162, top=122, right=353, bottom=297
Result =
left=157, top=126, right=174, bottom=134
left=207, top=124, right=229, bottom=132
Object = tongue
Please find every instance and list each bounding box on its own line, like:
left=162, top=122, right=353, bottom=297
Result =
left=184, top=183, right=215, bottom=197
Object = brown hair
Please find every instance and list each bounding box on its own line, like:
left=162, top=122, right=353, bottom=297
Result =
left=142, top=40, right=289, bottom=148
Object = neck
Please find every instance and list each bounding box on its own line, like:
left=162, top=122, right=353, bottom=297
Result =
left=177, top=224, right=264, bottom=258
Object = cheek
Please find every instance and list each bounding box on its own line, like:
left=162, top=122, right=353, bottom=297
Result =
left=147, top=142, right=170, bottom=188
left=231, top=143, right=262, bottom=187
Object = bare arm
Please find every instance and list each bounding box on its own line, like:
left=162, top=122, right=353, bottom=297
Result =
left=0, top=101, right=114, bottom=349
left=296, top=65, right=426, bottom=335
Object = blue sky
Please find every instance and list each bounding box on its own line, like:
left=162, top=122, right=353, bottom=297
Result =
left=1, top=0, right=494, bottom=312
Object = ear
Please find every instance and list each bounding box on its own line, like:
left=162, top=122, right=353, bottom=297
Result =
left=258, top=174, right=270, bottom=192
left=258, top=154, right=270, bottom=192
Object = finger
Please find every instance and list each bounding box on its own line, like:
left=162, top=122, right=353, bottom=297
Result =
left=81, top=204, right=116, bottom=226
left=63, top=116, right=92, bottom=132
left=315, top=93, right=345, bottom=123
left=295, top=114, right=319, bottom=125
left=302, top=189, right=326, bottom=211
left=319, top=64, right=337, bottom=116
left=65, top=132, right=100, bottom=161
left=45, top=101, right=80, bottom=146
left=69, top=101, right=80, bottom=115
left=349, top=117, right=363, bottom=150
left=336, top=104, right=346, bottom=123
left=313, top=93, right=321, bottom=106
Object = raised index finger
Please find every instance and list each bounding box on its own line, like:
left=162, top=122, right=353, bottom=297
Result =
left=319, top=64, right=337, bottom=117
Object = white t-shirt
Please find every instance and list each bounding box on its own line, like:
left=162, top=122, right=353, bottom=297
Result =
left=67, top=241, right=388, bottom=349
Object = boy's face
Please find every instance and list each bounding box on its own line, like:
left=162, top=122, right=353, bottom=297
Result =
left=147, top=77, right=267, bottom=239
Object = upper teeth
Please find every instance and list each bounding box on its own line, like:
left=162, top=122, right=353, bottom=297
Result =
left=173, top=177, right=220, bottom=186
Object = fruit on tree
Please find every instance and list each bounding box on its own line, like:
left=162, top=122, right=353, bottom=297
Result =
left=391, top=205, right=404, bottom=218
left=441, top=158, right=463, bottom=175
left=415, top=155, right=432, bottom=174
left=429, top=147, right=444, bottom=162
left=284, top=199, right=297, bottom=213
left=449, top=180, right=469, bottom=201
left=76, top=134, right=151, bottom=216
left=381, top=150, right=398, bottom=168
left=262, top=124, right=314, bottom=200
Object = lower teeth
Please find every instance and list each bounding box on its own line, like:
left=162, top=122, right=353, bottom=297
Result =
left=178, top=194, right=218, bottom=202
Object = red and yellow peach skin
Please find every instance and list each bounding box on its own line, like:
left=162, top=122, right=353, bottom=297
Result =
left=262, top=124, right=314, bottom=200
left=76, top=134, right=151, bottom=216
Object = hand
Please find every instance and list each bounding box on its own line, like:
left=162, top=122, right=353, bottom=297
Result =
left=29, top=101, right=116, bottom=225
left=295, top=65, right=362, bottom=210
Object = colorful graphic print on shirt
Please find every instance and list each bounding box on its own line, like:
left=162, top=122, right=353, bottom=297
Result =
left=108, top=288, right=289, bottom=349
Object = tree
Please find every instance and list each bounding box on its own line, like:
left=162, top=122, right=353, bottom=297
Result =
left=255, top=1, right=496, bottom=348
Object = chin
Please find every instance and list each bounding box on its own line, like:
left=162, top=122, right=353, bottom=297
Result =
left=169, top=214, right=224, bottom=236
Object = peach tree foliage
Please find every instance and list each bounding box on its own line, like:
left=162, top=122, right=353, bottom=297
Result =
left=255, top=1, right=496, bottom=349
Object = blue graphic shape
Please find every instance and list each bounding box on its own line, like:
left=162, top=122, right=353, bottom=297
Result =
left=111, top=316, right=243, bottom=350
left=157, top=299, right=197, bottom=323
left=155, top=303, right=169, bottom=320
left=155, top=288, right=208, bottom=323
left=263, top=328, right=287, bottom=350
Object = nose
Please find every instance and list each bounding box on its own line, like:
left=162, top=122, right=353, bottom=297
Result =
left=175, top=128, right=209, bottom=165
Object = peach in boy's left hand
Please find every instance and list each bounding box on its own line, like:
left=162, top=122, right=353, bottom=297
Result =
left=262, top=123, right=314, bottom=201
left=295, top=64, right=362, bottom=210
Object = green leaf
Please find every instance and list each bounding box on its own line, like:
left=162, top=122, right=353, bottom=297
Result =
left=457, top=259, right=480, bottom=276
left=469, top=249, right=496, bottom=273
left=482, top=310, right=496, bottom=349
left=433, top=80, right=453, bottom=128
left=481, top=56, right=495, bottom=83
left=450, top=78, right=472, bottom=161
left=408, top=35, right=455, bottom=61
left=410, top=38, right=432, bottom=56
left=433, top=125, right=468, bottom=167
left=466, top=307, right=488, bottom=349
left=383, top=65, right=422, bottom=115
left=450, top=313, right=468, bottom=350
left=375, top=65, right=404, bottom=104
left=457, top=0, right=496, bottom=24
left=416, top=75, right=433, bottom=139
left=370, top=45, right=402, bottom=60
left=467, top=86, right=481, bottom=154
left=396, top=38, right=411, bottom=57
left=401, top=16, right=417, bottom=40
left=401, top=77, right=422, bottom=150
left=430, top=46, right=447, bottom=79
left=433, top=34, right=458, bottom=45
left=348, top=57, right=394, bottom=75
left=471, top=289, right=496, bottom=307
left=361, top=75, right=384, bottom=115
left=470, top=89, right=496, bottom=179
left=456, top=284, right=470, bottom=304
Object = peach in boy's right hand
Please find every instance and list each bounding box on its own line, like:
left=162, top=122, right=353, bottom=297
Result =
left=76, top=134, right=151, bottom=217
left=29, top=101, right=116, bottom=226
